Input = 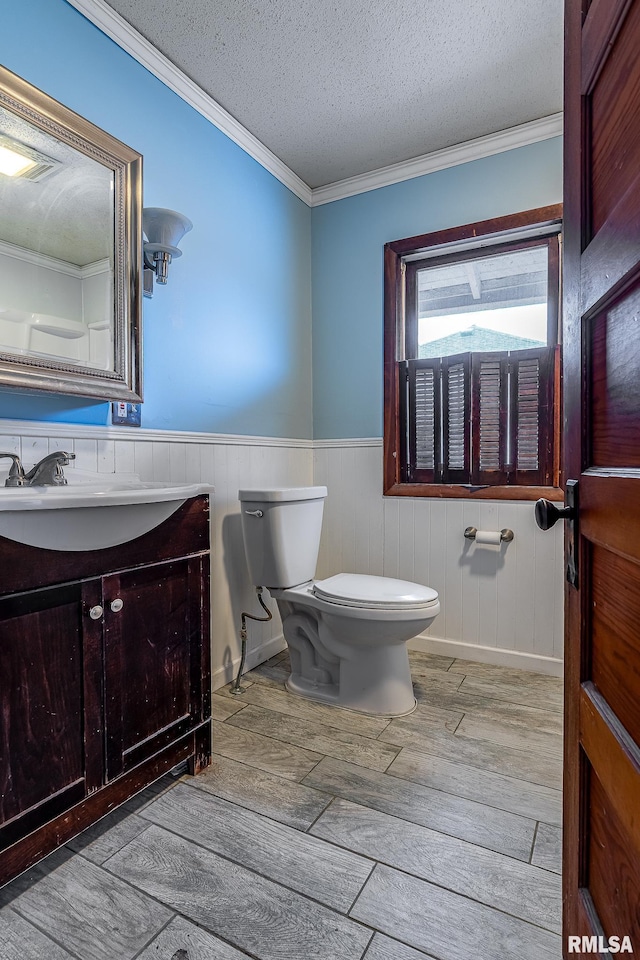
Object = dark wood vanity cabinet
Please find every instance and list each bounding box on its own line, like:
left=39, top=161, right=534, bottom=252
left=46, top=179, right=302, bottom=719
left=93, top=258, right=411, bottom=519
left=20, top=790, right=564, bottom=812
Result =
left=102, top=555, right=210, bottom=780
left=0, top=496, right=211, bottom=886
left=0, top=582, right=95, bottom=834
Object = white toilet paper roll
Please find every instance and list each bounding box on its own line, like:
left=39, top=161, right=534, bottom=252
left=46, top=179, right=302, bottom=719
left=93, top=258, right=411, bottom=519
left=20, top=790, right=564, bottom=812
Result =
left=474, top=530, right=502, bottom=545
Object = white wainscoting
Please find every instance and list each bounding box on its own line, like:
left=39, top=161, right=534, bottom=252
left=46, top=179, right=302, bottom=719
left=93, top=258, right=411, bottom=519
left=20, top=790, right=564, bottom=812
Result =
left=0, top=423, right=564, bottom=683
left=0, top=421, right=312, bottom=690
left=314, top=440, right=564, bottom=676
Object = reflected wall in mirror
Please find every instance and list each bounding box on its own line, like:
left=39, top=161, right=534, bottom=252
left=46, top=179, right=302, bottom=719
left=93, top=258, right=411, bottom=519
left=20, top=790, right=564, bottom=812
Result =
left=0, top=66, right=142, bottom=401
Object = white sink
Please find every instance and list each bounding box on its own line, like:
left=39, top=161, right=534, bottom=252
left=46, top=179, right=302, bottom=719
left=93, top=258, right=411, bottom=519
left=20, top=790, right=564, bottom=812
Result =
left=0, top=470, right=213, bottom=551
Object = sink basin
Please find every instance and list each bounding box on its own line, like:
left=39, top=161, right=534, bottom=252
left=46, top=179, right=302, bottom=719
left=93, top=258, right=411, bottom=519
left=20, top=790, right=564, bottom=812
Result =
left=0, top=470, right=213, bottom=551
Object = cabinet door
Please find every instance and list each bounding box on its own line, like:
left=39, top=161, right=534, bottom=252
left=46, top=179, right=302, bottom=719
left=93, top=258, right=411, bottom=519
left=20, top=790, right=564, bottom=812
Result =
left=103, top=557, right=209, bottom=780
left=0, top=580, right=103, bottom=850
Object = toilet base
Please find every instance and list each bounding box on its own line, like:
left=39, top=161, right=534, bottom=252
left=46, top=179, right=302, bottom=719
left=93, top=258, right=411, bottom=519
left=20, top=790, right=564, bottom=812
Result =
left=284, top=667, right=417, bottom=718
left=275, top=593, right=422, bottom=718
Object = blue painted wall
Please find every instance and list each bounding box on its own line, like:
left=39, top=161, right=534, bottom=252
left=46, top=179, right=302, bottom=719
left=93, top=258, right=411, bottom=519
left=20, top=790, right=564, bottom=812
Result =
left=0, top=2, right=562, bottom=442
left=311, top=138, right=563, bottom=438
left=0, top=0, right=312, bottom=438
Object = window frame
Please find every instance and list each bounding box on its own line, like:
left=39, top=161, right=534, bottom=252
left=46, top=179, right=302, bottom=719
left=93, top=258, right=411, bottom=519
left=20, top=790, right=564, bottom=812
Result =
left=383, top=204, right=563, bottom=501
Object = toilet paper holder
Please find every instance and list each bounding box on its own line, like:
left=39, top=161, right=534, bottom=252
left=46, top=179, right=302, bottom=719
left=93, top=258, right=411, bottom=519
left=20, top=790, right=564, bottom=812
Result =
left=464, top=527, right=514, bottom=543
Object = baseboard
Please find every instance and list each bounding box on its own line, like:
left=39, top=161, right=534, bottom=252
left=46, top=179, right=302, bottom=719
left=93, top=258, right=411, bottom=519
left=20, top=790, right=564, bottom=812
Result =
left=213, top=631, right=563, bottom=690
left=408, top=634, right=564, bottom=678
left=211, top=632, right=287, bottom=691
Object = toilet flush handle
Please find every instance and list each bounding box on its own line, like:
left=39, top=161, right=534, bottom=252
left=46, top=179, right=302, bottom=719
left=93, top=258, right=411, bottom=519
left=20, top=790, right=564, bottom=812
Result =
left=244, top=509, right=263, bottom=518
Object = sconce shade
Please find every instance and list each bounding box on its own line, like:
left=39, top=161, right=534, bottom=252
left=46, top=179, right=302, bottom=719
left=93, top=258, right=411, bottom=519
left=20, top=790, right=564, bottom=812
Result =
left=143, top=207, right=192, bottom=258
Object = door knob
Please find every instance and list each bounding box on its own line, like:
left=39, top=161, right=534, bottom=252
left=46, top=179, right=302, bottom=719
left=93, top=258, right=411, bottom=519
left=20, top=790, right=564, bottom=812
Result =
left=535, top=499, right=575, bottom=531
left=535, top=481, right=579, bottom=587
left=110, top=598, right=124, bottom=613
left=89, top=605, right=104, bottom=620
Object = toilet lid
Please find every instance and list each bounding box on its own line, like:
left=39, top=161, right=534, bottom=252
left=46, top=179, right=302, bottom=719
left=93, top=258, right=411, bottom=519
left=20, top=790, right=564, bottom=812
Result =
left=313, top=573, right=438, bottom=610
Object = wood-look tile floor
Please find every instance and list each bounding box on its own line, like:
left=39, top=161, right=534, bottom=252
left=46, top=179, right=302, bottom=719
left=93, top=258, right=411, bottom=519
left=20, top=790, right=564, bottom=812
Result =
left=0, top=651, right=564, bottom=960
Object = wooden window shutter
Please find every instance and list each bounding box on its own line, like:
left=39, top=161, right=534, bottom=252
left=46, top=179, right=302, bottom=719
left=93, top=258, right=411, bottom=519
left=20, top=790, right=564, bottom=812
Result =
left=509, top=346, right=554, bottom=486
left=441, top=353, right=471, bottom=483
left=404, top=348, right=553, bottom=488
left=406, top=355, right=472, bottom=483
left=406, top=359, right=440, bottom=482
left=471, top=352, right=509, bottom=485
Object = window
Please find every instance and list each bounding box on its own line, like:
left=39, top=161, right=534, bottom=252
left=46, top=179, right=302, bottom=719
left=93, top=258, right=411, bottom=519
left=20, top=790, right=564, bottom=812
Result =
left=384, top=206, right=562, bottom=500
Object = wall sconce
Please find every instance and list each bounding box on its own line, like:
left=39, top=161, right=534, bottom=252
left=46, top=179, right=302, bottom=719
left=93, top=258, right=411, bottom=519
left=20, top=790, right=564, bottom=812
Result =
left=142, top=207, right=192, bottom=298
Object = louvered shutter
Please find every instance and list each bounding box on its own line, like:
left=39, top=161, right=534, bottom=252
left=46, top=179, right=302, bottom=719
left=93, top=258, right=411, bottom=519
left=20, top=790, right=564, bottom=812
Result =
left=509, top=346, right=554, bottom=486
left=441, top=353, right=471, bottom=483
left=471, top=352, right=509, bottom=485
left=404, top=347, right=553, bottom=487
left=406, top=358, right=440, bottom=482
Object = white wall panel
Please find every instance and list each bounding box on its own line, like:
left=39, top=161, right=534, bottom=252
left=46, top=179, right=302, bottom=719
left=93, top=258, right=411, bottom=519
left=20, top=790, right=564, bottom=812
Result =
left=0, top=425, right=563, bottom=682
left=314, top=440, right=564, bottom=675
left=114, top=437, right=135, bottom=474
left=21, top=435, right=50, bottom=468
left=97, top=438, right=115, bottom=473
left=73, top=438, right=99, bottom=472
left=0, top=423, right=312, bottom=691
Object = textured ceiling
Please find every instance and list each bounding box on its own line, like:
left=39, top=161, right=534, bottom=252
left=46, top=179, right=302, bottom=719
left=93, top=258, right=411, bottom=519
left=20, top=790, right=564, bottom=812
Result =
left=103, top=0, right=563, bottom=189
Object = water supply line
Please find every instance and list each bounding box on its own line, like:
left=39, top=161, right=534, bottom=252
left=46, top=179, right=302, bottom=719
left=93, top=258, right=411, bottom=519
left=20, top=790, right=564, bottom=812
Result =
left=230, top=586, right=273, bottom=695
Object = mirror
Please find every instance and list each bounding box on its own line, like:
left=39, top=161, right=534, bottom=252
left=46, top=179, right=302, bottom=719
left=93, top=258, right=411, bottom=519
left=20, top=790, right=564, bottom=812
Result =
left=0, top=65, right=142, bottom=401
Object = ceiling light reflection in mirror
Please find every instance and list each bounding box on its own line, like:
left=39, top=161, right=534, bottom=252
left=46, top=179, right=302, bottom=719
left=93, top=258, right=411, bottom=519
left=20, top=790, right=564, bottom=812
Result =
left=0, top=104, right=115, bottom=373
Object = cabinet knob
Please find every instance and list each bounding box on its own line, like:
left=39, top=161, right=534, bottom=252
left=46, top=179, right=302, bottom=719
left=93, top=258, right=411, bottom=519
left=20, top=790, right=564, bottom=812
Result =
left=110, top=598, right=124, bottom=613
left=89, top=605, right=103, bottom=620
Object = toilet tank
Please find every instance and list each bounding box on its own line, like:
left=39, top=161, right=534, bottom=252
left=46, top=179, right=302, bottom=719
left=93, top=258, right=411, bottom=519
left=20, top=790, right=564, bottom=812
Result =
left=239, top=486, right=327, bottom=589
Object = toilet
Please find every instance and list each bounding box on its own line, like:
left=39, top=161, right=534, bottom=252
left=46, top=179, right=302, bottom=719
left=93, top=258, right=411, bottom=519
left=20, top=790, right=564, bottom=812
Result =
left=239, top=486, right=440, bottom=717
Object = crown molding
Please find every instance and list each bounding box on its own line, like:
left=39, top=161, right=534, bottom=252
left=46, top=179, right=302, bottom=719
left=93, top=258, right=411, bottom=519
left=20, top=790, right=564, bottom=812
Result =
left=311, top=113, right=564, bottom=206
left=64, top=0, right=313, bottom=205
left=65, top=1, right=562, bottom=210
left=0, top=238, right=84, bottom=277
left=0, top=239, right=109, bottom=281
left=80, top=258, right=111, bottom=279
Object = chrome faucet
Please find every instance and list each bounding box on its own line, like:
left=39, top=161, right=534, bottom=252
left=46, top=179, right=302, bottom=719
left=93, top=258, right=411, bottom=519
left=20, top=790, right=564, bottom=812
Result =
left=1, top=450, right=76, bottom=487
left=24, top=451, right=76, bottom=486
left=0, top=453, right=27, bottom=486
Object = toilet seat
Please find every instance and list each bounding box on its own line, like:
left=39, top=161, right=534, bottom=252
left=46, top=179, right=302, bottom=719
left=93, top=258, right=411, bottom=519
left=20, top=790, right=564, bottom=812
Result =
left=313, top=573, right=439, bottom=611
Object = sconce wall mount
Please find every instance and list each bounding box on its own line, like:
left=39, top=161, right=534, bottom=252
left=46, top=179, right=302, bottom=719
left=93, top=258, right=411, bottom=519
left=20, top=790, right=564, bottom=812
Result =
left=143, top=207, right=192, bottom=298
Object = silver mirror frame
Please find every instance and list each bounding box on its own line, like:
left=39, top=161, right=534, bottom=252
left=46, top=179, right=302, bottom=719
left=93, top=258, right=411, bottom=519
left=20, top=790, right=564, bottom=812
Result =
left=0, top=65, right=143, bottom=402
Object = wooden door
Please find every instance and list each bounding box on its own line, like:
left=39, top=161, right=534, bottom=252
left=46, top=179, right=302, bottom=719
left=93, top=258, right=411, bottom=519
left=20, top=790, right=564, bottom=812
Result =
left=563, top=0, right=640, bottom=951
left=103, top=557, right=210, bottom=780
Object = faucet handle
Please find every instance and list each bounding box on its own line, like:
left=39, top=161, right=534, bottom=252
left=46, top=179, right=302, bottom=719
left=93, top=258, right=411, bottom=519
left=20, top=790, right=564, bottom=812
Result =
left=0, top=453, right=26, bottom=486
